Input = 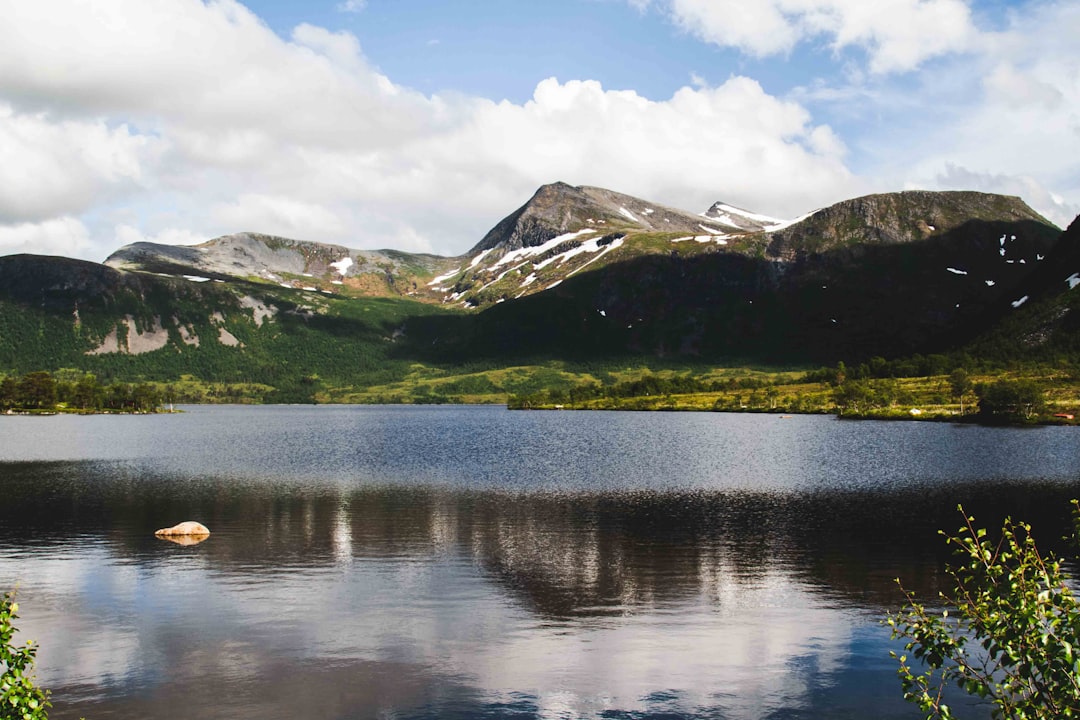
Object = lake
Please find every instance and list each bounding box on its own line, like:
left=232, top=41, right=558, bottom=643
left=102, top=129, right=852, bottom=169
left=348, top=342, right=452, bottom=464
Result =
left=3, top=405, right=1080, bottom=719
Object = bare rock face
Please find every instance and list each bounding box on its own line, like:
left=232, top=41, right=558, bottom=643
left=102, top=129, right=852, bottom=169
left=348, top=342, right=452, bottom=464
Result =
left=155, top=521, right=211, bottom=537
left=469, top=182, right=735, bottom=253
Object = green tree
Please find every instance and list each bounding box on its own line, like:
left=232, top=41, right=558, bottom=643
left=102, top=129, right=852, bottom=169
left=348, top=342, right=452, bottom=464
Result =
left=833, top=379, right=871, bottom=414
left=888, top=505, right=1080, bottom=719
left=16, top=373, right=56, bottom=411
left=0, top=378, right=15, bottom=411
left=1, top=591, right=50, bottom=720
left=70, top=374, right=103, bottom=410
left=949, top=369, right=973, bottom=415
left=131, top=383, right=161, bottom=412
left=976, top=380, right=1046, bottom=420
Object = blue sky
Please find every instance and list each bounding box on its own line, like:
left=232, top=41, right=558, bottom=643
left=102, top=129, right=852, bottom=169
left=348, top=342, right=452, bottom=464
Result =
left=0, top=0, right=1076, bottom=260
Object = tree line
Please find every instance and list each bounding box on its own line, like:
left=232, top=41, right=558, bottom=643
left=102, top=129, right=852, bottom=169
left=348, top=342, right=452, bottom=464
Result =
left=0, top=370, right=164, bottom=413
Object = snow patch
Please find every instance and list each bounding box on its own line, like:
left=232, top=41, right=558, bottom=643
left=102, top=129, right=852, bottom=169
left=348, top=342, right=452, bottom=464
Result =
left=1067, top=273, right=1080, bottom=290
left=428, top=267, right=462, bottom=287
left=619, top=207, right=639, bottom=223
left=766, top=210, right=816, bottom=232
left=671, top=236, right=693, bottom=243
left=535, top=234, right=630, bottom=270
left=520, top=273, right=538, bottom=288
left=183, top=275, right=211, bottom=283
left=329, top=257, right=353, bottom=275
left=985, top=280, right=996, bottom=287
left=698, top=224, right=727, bottom=235
left=706, top=212, right=740, bottom=228
left=491, top=229, right=597, bottom=270
left=1011, top=296, right=1029, bottom=308
left=469, top=249, right=493, bottom=269
left=568, top=237, right=625, bottom=277
left=331, top=280, right=343, bottom=285
left=946, top=268, right=968, bottom=275
left=710, top=203, right=784, bottom=226
left=546, top=280, right=562, bottom=290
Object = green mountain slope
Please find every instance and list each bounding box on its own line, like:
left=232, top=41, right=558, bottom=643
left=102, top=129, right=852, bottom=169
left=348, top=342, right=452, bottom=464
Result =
left=408, top=192, right=1062, bottom=364
left=0, top=186, right=1070, bottom=400
left=0, top=254, right=464, bottom=399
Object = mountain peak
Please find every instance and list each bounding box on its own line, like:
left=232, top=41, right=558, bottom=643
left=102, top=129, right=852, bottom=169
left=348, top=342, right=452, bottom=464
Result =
left=469, top=182, right=745, bottom=254
left=702, top=201, right=786, bottom=232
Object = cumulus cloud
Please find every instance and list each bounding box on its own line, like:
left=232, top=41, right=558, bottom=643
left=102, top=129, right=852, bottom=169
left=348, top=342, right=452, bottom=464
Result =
left=0, top=0, right=855, bottom=261
left=113, top=225, right=209, bottom=248
left=644, top=0, right=975, bottom=73
left=878, top=3, right=1080, bottom=229
left=211, top=194, right=348, bottom=242
left=0, top=217, right=93, bottom=257
left=0, top=105, right=152, bottom=223
left=0, top=0, right=1073, bottom=264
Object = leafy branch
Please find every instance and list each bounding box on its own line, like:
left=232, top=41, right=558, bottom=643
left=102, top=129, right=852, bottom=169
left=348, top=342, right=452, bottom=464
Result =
left=888, top=502, right=1080, bottom=719
left=1, top=591, right=50, bottom=720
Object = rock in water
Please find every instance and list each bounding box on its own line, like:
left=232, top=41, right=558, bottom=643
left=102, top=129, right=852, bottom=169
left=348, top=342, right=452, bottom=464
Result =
left=155, top=521, right=210, bottom=537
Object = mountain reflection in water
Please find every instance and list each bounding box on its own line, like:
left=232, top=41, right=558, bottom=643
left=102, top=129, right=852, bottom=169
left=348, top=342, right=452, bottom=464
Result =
left=4, top=407, right=1080, bottom=719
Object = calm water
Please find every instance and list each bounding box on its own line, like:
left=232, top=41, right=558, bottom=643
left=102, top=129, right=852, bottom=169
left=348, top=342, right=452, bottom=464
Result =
left=2, top=406, right=1080, bottom=719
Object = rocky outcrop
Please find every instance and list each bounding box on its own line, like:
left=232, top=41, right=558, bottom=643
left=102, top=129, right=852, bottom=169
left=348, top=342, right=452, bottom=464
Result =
left=104, top=233, right=458, bottom=300
left=155, top=521, right=211, bottom=537
left=469, top=182, right=737, bottom=253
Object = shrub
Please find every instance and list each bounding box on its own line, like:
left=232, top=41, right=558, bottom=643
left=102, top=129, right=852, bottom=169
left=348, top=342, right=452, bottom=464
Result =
left=1, top=591, right=50, bottom=720
left=888, top=505, right=1080, bottom=719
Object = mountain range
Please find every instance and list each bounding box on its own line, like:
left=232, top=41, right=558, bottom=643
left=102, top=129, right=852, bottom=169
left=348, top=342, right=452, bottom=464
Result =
left=1, top=182, right=1077, bottom=397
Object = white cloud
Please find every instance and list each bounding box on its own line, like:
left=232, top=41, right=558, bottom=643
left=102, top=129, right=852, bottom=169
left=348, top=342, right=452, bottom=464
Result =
left=114, top=225, right=208, bottom=248
left=647, top=0, right=975, bottom=73
left=0, top=0, right=1073, bottom=266
left=211, top=194, right=347, bottom=241
left=873, top=3, right=1080, bottom=229
left=0, top=0, right=856, bottom=261
left=0, top=105, right=152, bottom=223
left=336, top=0, right=366, bottom=13
left=0, top=217, right=93, bottom=257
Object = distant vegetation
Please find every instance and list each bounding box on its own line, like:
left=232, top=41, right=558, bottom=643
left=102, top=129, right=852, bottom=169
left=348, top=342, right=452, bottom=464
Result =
left=0, top=370, right=167, bottom=413
left=507, top=357, right=1080, bottom=425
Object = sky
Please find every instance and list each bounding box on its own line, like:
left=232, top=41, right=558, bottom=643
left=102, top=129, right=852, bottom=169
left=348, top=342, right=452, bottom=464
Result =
left=1, top=0, right=1078, bottom=262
